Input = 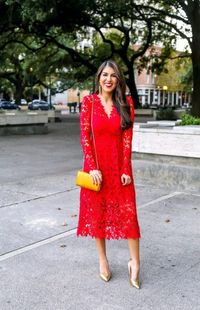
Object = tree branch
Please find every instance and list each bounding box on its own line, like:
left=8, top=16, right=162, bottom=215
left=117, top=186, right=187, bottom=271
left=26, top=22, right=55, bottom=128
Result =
left=169, top=53, right=191, bottom=59
left=44, top=35, right=97, bottom=73
left=0, top=38, right=49, bottom=53
left=151, top=16, right=192, bottom=47
left=131, top=19, right=152, bottom=63
left=93, top=25, right=115, bottom=53
left=137, top=4, right=189, bottom=24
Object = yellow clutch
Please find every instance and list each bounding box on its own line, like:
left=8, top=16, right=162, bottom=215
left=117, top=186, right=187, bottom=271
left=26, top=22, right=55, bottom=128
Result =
left=76, top=170, right=101, bottom=191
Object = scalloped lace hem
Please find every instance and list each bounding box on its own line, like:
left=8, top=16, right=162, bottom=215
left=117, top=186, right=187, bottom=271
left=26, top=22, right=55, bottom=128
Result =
left=76, top=231, right=141, bottom=240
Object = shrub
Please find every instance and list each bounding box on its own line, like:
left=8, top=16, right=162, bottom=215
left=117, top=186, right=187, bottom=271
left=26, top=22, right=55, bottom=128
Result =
left=180, top=114, right=200, bottom=125
left=156, top=107, right=176, bottom=120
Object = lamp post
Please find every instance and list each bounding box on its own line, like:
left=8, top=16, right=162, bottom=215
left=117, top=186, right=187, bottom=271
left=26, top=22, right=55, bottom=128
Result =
left=163, top=85, right=168, bottom=106
left=49, top=74, right=52, bottom=109
left=77, top=90, right=80, bottom=112
left=29, top=67, right=33, bottom=101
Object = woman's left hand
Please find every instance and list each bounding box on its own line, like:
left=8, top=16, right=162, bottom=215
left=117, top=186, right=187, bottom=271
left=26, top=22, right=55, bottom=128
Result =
left=121, top=173, right=132, bottom=186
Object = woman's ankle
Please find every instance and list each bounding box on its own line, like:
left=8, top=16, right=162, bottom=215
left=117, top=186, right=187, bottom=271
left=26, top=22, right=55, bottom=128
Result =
left=99, top=256, right=108, bottom=263
left=130, top=259, right=140, bottom=270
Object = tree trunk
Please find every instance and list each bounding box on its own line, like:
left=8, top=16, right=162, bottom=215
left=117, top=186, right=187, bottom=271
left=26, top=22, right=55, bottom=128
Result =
left=191, top=56, right=200, bottom=117
left=191, top=1, right=200, bottom=117
left=126, top=66, right=140, bottom=109
left=14, top=78, right=24, bottom=105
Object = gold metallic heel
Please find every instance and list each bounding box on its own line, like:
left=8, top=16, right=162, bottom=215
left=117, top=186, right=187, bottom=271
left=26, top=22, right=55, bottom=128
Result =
left=99, top=259, right=111, bottom=282
left=128, top=260, right=140, bottom=289
left=99, top=272, right=112, bottom=282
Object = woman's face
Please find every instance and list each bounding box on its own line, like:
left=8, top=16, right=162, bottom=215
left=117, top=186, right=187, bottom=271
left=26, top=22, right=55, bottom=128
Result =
left=99, top=66, right=118, bottom=94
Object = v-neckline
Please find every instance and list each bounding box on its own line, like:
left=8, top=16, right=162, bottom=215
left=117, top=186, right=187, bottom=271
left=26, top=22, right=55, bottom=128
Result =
left=96, top=94, right=114, bottom=119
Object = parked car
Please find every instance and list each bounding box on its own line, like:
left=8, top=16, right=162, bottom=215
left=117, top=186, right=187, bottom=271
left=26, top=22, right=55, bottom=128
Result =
left=0, top=100, right=20, bottom=110
left=28, top=100, right=50, bottom=111
left=11, top=99, right=27, bottom=105
left=20, top=99, right=27, bottom=105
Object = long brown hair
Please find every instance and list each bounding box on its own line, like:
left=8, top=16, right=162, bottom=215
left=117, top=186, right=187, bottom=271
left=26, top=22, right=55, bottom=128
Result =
left=95, top=60, right=132, bottom=129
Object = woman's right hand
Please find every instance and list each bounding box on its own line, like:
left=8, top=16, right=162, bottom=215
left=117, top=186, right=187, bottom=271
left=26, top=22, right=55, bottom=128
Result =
left=89, top=170, right=102, bottom=185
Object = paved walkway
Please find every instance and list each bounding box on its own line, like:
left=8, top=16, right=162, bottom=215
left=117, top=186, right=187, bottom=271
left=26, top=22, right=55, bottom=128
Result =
left=0, top=119, right=200, bottom=310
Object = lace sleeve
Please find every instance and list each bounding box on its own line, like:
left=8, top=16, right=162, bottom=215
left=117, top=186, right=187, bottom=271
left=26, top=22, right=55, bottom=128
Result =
left=80, top=95, right=97, bottom=171
left=121, top=96, right=134, bottom=176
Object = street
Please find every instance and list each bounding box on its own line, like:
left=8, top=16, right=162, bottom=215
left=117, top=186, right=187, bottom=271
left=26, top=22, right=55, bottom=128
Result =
left=0, top=117, right=200, bottom=310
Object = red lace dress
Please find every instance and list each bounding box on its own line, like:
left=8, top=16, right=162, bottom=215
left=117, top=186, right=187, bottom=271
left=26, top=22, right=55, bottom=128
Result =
left=77, top=94, right=140, bottom=239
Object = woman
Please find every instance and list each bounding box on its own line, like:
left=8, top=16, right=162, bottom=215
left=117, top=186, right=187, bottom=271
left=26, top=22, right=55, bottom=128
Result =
left=77, top=60, right=141, bottom=288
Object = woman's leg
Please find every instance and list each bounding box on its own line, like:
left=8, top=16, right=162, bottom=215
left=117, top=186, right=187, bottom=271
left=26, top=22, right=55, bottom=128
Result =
left=95, top=238, right=110, bottom=275
left=127, top=238, right=140, bottom=279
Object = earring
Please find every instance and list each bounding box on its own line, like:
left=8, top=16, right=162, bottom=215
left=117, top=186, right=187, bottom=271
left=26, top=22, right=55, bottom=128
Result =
left=99, top=85, right=102, bottom=94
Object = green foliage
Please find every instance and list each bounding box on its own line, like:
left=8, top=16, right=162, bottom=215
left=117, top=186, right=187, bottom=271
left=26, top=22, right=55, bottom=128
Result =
left=156, top=107, right=177, bottom=120
left=180, top=114, right=200, bottom=125
left=2, top=0, right=180, bottom=107
left=180, top=65, right=193, bottom=91
left=0, top=0, right=198, bottom=113
left=156, top=50, right=192, bottom=92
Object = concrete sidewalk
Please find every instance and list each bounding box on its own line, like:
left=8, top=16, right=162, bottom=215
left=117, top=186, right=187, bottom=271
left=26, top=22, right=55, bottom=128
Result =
left=0, top=121, right=200, bottom=310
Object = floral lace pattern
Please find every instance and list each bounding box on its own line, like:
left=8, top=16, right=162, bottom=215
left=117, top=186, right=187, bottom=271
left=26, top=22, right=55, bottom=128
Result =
left=77, top=94, right=140, bottom=239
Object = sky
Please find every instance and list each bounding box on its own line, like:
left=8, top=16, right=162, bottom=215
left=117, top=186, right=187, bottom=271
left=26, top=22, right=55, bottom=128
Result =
left=176, top=38, right=189, bottom=51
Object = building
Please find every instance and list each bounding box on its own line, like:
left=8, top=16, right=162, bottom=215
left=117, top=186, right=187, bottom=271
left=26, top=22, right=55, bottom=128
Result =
left=135, top=46, right=192, bottom=107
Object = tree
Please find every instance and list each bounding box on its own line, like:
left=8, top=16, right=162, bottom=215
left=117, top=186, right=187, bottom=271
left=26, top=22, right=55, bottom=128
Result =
left=0, top=45, right=27, bottom=103
left=152, top=49, right=192, bottom=93
left=0, top=0, right=97, bottom=101
left=145, top=0, right=200, bottom=116
left=1, top=0, right=188, bottom=110
left=6, top=0, right=176, bottom=108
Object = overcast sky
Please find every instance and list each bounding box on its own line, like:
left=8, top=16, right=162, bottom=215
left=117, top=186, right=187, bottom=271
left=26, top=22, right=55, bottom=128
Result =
left=176, top=38, right=189, bottom=51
